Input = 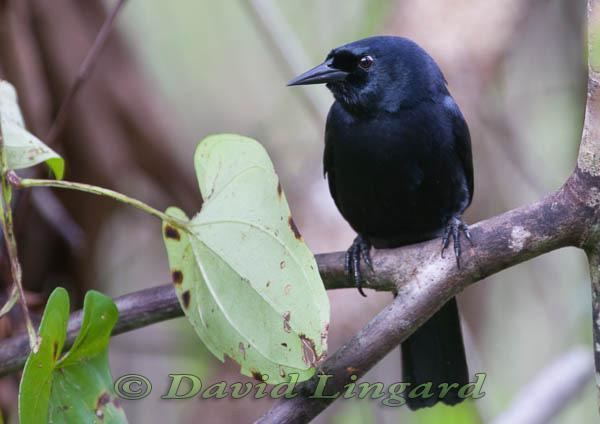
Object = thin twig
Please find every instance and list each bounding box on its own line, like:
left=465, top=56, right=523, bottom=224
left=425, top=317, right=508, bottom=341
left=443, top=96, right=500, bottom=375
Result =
left=239, top=0, right=329, bottom=126
left=0, top=181, right=37, bottom=351
left=491, top=347, right=593, bottom=424
left=0, top=284, right=18, bottom=319
left=45, top=0, right=128, bottom=146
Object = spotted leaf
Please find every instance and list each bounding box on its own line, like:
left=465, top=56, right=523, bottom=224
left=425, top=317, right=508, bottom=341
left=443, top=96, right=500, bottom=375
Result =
left=162, top=134, right=329, bottom=384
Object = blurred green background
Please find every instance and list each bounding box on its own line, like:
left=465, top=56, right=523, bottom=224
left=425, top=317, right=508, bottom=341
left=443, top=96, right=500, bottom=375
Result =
left=92, top=0, right=594, bottom=422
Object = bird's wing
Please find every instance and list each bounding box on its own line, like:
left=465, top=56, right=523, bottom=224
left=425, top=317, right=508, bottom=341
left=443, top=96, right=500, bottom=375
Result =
left=323, top=126, right=337, bottom=201
left=444, top=96, right=474, bottom=206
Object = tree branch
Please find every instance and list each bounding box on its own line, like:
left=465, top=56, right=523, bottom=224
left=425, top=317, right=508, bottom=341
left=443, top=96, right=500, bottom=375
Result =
left=0, top=181, right=594, bottom=383
left=588, top=248, right=600, bottom=412
left=579, top=0, right=600, bottom=410
left=257, top=185, right=597, bottom=423
left=0, top=284, right=180, bottom=377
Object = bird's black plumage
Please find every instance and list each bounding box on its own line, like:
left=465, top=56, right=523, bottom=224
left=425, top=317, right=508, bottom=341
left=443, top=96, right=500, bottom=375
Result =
left=289, top=36, right=473, bottom=409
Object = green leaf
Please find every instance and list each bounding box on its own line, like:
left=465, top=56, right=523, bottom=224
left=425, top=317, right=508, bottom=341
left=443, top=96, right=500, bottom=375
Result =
left=413, top=401, right=481, bottom=424
left=19, top=288, right=127, bottom=424
left=18, top=288, right=69, bottom=424
left=0, top=81, right=64, bottom=179
left=162, top=134, right=330, bottom=384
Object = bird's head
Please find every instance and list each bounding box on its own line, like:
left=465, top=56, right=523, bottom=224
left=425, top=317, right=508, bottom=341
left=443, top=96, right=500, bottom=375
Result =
left=288, top=36, right=448, bottom=115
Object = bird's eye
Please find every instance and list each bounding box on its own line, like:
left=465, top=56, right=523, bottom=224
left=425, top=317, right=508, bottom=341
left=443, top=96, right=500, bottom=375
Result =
left=358, top=55, right=374, bottom=70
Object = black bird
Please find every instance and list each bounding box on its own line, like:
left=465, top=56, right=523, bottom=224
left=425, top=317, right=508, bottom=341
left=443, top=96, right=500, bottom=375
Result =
left=288, top=36, right=473, bottom=409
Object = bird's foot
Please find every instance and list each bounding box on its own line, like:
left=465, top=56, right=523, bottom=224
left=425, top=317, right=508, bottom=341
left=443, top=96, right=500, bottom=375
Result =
left=441, top=216, right=472, bottom=268
left=344, top=236, right=373, bottom=297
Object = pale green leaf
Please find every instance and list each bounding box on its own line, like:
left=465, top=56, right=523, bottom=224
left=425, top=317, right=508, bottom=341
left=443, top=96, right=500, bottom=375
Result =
left=163, top=134, right=330, bottom=384
left=0, top=81, right=64, bottom=179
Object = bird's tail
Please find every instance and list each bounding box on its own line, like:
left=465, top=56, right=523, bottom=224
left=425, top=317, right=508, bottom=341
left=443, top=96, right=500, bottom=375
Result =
left=401, top=297, right=469, bottom=410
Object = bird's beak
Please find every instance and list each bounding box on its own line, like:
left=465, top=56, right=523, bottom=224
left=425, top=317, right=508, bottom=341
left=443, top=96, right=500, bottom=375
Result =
left=287, top=61, right=349, bottom=86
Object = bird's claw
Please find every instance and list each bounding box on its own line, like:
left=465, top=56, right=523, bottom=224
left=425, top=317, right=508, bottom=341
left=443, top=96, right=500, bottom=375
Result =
left=441, top=216, right=472, bottom=268
left=344, top=236, right=372, bottom=297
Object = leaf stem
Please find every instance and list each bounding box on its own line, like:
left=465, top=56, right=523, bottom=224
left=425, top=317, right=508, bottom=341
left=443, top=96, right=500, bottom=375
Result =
left=0, top=99, right=38, bottom=350
left=0, top=187, right=38, bottom=351
left=13, top=178, right=187, bottom=231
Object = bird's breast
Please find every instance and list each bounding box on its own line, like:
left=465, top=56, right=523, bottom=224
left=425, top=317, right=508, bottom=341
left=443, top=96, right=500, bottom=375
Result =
left=325, top=106, right=467, bottom=245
